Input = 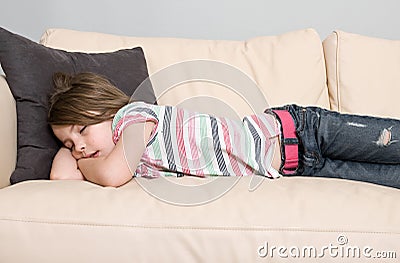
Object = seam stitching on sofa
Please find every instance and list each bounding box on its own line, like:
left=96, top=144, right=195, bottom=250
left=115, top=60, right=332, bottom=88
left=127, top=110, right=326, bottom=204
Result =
left=1, top=218, right=399, bottom=235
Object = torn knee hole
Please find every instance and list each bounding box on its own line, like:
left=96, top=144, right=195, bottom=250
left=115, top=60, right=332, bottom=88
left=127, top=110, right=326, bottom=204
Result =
left=374, top=126, right=398, bottom=147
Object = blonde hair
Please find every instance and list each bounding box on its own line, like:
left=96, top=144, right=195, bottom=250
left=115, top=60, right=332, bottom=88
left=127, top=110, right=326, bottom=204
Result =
left=48, top=72, right=130, bottom=126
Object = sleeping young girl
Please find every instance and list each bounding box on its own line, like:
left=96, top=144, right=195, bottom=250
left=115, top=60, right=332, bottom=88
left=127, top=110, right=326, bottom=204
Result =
left=48, top=72, right=400, bottom=189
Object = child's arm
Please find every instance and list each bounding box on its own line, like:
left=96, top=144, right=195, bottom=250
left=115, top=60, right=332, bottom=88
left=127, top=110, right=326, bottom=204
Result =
left=50, top=147, right=85, bottom=181
left=77, top=121, right=154, bottom=187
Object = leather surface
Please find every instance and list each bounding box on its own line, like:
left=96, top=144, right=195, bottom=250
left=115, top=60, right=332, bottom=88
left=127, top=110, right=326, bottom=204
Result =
left=0, top=177, right=399, bottom=262
left=324, top=30, right=400, bottom=118
left=0, top=76, right=16, bottom=188
left=0, top=28, right=399, bottom=262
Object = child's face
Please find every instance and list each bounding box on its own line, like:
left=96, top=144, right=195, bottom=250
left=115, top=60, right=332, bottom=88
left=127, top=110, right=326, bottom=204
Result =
left=52, top=120, right=115, bottom=160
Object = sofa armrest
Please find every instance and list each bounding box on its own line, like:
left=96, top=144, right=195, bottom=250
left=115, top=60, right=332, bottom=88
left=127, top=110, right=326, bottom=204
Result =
left=0, top=75, right=16, bottom=188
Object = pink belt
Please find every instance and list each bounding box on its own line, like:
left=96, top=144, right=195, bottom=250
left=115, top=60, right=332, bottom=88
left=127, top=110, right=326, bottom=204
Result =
left=272, top=109, right=299, bottom=175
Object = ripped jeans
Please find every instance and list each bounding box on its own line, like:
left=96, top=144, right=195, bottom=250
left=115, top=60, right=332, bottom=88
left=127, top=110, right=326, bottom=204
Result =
left=271, top=104, right=400, bottom=189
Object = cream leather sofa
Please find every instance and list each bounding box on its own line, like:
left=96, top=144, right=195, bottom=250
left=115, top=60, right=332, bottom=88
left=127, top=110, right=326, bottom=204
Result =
left=0, top=28, right=399, bottom=262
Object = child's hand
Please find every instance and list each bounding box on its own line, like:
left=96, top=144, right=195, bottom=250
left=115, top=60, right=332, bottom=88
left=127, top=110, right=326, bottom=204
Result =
left=50, top=147, right=85, bottom=181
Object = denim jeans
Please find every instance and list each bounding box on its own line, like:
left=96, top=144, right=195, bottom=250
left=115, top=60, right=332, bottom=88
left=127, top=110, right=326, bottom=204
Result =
left=268, top=104, right=400, bottom=189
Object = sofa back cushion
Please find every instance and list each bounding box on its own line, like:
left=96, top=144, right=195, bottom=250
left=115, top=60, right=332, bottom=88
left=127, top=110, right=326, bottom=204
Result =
left=0, top=76, right=16, bottom=188
left=40, top=28, right=329, bottom=118
left=323, top=30, right=400, bottom=117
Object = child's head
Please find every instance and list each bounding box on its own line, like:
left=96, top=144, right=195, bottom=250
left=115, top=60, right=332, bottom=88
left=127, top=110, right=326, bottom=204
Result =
left=48, top=72, right=130, bottom=126
left=48, top=72, right=130, bottom=159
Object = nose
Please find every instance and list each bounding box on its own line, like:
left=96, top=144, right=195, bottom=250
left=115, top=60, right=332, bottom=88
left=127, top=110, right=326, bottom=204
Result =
left=72, top=141, right=86, bottom=159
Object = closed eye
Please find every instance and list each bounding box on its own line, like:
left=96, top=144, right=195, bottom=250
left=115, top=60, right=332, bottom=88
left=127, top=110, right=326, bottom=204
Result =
left=80, top=126, right=87, bottom=134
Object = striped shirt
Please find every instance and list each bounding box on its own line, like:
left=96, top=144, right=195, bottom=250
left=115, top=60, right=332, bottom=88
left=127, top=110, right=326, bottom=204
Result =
left=112, top=102, right=281, bottom=179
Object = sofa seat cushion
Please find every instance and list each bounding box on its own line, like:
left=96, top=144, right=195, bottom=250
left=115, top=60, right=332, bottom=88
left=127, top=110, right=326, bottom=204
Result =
left=0, top=177, right=399, bottom=262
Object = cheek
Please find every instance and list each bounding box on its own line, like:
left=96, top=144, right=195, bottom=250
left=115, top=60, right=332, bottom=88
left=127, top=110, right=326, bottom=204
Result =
left=89, top=121, right=114, bottom=154
left=101, top=140, right=115, bottom=158
left=99, top=130, right=115, bottom=153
